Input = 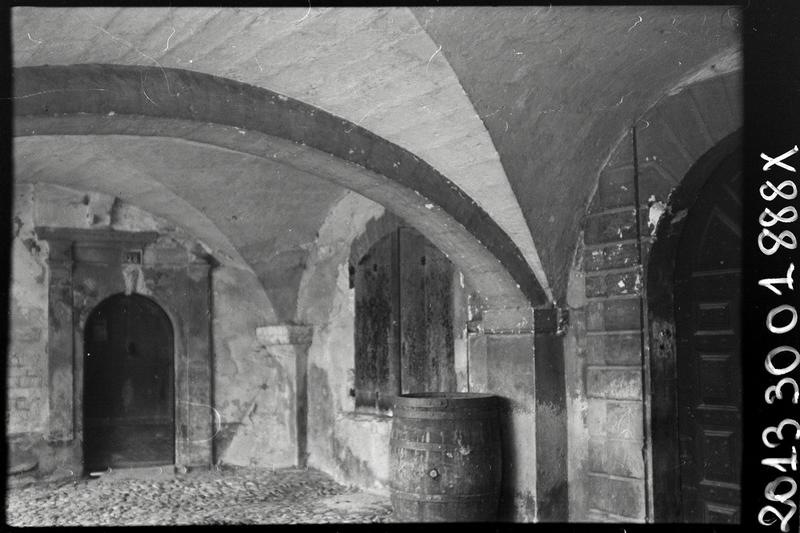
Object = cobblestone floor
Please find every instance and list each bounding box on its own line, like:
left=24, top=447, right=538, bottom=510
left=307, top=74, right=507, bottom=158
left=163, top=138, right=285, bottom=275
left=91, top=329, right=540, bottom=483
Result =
left=6, top=466, right=394, bottom=526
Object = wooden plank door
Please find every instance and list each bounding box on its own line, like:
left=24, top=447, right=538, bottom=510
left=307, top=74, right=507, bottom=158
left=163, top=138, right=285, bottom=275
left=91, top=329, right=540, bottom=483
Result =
left=399, top=228, right=456, bottom=394
left=354, top=231, right=399, bottom=411
left=354, top=226, right=456, bottom=410
left=83, top=294, right=174, bottom=470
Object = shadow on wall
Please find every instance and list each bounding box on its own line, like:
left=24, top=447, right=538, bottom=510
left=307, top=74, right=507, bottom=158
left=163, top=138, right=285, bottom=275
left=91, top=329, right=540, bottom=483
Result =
left=496, top=396, right=520, bottom=520
left=495, top=336, right=567, bottom=521
left=467, top=308, right=568, bottom=523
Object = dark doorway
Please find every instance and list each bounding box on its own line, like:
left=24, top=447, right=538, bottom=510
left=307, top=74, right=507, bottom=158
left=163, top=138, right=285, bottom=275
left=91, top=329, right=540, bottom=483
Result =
left=83, top=293, right=175, bottom=471
left=673, top=153, right=742, bottom=522
left=353, top=226, right=457, bottom=411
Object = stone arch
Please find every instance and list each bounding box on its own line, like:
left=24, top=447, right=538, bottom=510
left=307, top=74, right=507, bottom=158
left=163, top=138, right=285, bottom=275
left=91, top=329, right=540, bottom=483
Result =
left=77, top=289, right=184, bottom=395
left=567, top=70, right=742, bottom=522
left=79, top=290, right=180, bottom=367
left=346, top=210, right=473, bottom=302
left=348, top=212, right=405, bottom=268
left=13, top=64, right=545, bottom=308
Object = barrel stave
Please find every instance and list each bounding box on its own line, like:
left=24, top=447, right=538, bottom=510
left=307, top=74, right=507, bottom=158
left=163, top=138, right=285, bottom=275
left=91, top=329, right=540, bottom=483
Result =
left=389, top=393, right=502, bottom=522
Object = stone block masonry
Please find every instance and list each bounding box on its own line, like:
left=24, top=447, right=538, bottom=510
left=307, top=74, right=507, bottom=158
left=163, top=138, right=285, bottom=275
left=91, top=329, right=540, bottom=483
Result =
left=8, top=185, right=49, bottom=436
left=576, top=130, right=650, bottom=521
left=565, top=70, right=742, bottom=522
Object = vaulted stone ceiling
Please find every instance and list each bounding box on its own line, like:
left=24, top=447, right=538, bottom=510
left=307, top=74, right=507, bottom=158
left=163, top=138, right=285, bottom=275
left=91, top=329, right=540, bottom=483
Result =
left=12, top=6, right=740, bottom=310
left=13, top=135, right=347, bottom=318
left=412, top=6, right=740, bottom=296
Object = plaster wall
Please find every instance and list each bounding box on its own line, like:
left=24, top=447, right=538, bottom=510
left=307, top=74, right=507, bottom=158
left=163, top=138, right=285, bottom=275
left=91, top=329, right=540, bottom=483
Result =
left=298, top=193, right=472, bottom=494
left=212, top=264, right=298, bottom=469
left=298, top=193, right=391, bottom=492
left=8, top=185, right=48, bottom=439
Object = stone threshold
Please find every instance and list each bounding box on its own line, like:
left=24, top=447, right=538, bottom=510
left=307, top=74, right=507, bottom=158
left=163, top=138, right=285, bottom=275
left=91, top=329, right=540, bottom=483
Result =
left=88, top=464, right=184, bottom=480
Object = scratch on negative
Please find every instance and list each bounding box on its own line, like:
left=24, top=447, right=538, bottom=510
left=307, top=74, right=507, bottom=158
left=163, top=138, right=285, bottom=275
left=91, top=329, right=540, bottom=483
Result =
left=142, top=84, right=158, bottom=107
left=180, top=400, right=223, bottom=443
left=670, top=16, right=688, bottom=36
left=627, top=15, right=643, bottom=33
left=91, top=23, right=174, bottom=96
left=163, top=26, right=176, bottom=52
left=725, top=8, right=741, bottom=27
left=594, top=91, right=632, bottom=111
left=541, top=105, right=564, bottom=115
left=345, top=105, right=383, bottom=133
left=8, top=88, right=107, bottom=100
left=294, top=2, right=312, bottom=24
left=27, top=32, right=43, bottom=44
left=426, top=45, right=443, bottom=72
left=140, top=73, right=159, bottom=107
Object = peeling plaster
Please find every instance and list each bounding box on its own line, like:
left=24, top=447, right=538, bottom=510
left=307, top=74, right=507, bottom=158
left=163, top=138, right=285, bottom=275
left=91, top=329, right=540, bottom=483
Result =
left=647, top=200, right=668, bottom=236
left=296, top=192, right=395, bottom=492
left=667, top=45, right=742, bottom=96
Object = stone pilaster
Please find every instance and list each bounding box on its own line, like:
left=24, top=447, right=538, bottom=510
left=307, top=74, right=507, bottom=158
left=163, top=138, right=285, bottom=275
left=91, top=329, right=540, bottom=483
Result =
left=467, top=305, right=567, bottom=522
left=39, top=235, right=74, bottom=443
left=256, top=325, right=314, bottom=467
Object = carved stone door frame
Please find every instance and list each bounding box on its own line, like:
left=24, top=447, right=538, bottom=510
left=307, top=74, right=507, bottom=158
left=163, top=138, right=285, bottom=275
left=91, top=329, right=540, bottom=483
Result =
left=35, top=227, right=215, bottom=474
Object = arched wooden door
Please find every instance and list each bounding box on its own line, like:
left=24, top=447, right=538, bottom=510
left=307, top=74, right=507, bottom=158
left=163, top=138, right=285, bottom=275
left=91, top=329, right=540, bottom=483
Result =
left=673, top=153, right=742, bottom=522
left=83, top=293, right=174, bottom=471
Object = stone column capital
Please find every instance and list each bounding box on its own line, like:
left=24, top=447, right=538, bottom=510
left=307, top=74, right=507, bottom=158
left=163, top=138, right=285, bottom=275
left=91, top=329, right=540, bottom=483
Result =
left=472, top=306, right=534, bottom=334
left=256, top=325, right=314, bottom=347
left=469, top=306, right=565, bottom=335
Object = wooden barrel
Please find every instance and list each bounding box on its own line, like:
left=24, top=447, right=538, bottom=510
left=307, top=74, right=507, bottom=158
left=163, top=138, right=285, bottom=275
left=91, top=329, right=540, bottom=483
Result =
left=389, top=392, right=502, bottom=522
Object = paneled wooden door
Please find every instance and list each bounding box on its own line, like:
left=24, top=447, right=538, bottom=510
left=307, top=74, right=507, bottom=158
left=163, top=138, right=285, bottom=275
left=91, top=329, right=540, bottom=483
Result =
left=83, top=293, right=174, bottom=471
left=673, top=154, right=742, bottom=522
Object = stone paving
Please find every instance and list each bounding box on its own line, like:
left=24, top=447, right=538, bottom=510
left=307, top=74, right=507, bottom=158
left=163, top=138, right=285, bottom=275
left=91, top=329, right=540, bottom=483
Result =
left=6, top=465, right=394, bottom=526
